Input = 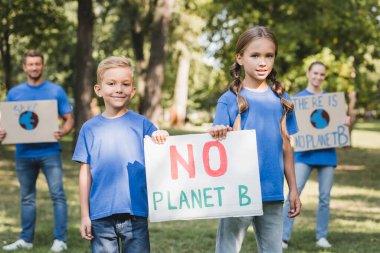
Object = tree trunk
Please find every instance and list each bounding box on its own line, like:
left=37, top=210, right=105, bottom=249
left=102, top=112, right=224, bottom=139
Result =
left=0, top=2, right=12, bottom=91
left=73, top=0, right=94, bottom=144
left=347, top=89, right=357, bottom=135
left=170, top=45, right=190, bottom=128
left=129, top=11, right=147, bottom=105
left=138, top=0, right=174, bottom=124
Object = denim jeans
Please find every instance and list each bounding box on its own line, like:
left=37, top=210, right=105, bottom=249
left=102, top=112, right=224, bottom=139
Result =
left=215, top=202, right=283, bottom=253
left=91, top=214, right=150, bottom=253
left=15, top=154, right=67, bottom=242
left=283, top=163, right=334, bottom=241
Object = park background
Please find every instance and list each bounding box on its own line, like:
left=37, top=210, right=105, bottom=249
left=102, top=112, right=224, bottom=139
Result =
left=0, top=0, right=379, bottom=252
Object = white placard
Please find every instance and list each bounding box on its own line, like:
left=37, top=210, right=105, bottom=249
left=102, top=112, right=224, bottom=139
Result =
left=144, top=131, right=262, bottom=222
left=0, top=100, right=58, bottom=144
left=292, top=92, right=350, bottom=151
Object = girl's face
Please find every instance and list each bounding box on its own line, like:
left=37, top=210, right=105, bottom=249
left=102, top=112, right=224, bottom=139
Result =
left=236, top=38, right=276, bottom=85
left=307, top=64, right=326, bottom=87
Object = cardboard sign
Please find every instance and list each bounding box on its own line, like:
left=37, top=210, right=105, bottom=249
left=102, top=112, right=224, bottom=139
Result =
left=291, top=92, right=350, bottom=151
left=0, top=100, right=58, bottom=144
left=144, top=131, right=262, bottom=222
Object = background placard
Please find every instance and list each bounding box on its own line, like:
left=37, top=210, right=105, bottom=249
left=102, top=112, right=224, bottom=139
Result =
left=291, top=92, right=350, bottom=151
left=0, top=100, right=58, bottom=144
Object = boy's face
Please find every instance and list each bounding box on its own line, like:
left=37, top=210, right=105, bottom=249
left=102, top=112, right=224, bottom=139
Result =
left=94, top=67, right=136, bottom=112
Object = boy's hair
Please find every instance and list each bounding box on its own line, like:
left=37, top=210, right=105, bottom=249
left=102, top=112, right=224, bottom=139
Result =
left=97, top=56, right=134, bottom=84
left=23, top=50, right=44, bottom=64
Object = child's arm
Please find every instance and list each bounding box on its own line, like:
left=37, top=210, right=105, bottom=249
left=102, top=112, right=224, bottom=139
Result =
left=283, top=137, right=302, bottom=218
left=79, top=163, right=94, bottom=240
left=151, top=130, right=169, bottom=144
left=208, top=125, right=233, bottom=140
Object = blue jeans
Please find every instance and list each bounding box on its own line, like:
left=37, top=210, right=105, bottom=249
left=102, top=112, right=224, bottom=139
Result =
left=15, top=154, right=67, bottom=242
left=215, top=202, right=283, bottom=253
left=91, top=214, right=150, bottom=253
left=283, top=163, right=334, bottom=241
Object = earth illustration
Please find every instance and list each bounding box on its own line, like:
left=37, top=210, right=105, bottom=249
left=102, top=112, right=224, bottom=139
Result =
left=19, top=111, right=39, bottom=130
left=310, top=108, right=330, bottom=129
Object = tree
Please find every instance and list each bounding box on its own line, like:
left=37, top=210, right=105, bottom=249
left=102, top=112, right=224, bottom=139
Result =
left=138, top=0, right=174, bottom=123
left=201, top=0, right=380, bottom=113
left=170, top=43, right=190, bottom=127
left=0, top=0, right=71, bottom=91
left=73, top=0, right=95, bottom=142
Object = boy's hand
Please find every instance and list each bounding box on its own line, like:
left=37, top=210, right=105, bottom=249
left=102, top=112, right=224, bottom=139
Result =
left=287, top=189, right=302, bottom=218
left=152, top=130, right=169, bottom=144
left=208, top=125, right=232, bottom=140
left=0, top=128, right=6, bottom=143
left=80, top=217, right=94, bottom=240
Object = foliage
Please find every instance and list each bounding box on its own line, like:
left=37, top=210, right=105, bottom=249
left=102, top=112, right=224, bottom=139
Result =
left=163, top=0, right=227, bottom=113
left=1, top=0, right=379, bottom=121
left=201, top=0, right=380, bottom=112
left=0, top=0, right=76, bottom=93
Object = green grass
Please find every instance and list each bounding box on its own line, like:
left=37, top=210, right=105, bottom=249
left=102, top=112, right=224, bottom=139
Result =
left=1, top=121, right=380, bottom=252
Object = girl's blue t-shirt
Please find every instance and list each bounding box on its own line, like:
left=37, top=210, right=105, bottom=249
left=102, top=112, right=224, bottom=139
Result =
left=72, top=111, right=157, bottom=220
left=213, top=88, right=298, bottom=202
left=6, top=81, right=73, bottom=158
left=293, top=89, right=337, bottom=166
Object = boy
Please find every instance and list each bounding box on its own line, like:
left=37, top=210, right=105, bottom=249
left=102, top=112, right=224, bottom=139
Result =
left=72, top=56, right=168, bottom=253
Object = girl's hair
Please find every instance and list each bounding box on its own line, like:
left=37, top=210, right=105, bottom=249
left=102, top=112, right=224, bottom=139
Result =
left=308, top=61, right=327, bottom=71
left=229, top=26, right=294, bottom=138
left=97, top=56, right=134, bottom=84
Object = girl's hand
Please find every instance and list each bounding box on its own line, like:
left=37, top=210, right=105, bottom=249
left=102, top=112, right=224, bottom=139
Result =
left=152, top=130, right=169, bottom=144
left=80, top=217, right=94, bottom=240
left=208, top=125, right=232, bottom=140
left=287, top=189, right=301, bottom=218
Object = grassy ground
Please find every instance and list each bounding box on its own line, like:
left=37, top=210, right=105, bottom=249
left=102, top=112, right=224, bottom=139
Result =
left=0, top=120, right=379, bottom=253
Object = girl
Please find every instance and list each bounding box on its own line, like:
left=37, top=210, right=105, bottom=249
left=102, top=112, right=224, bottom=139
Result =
left=209, top=26, right=301, bottom=253
left=282, top=61, right=342, bottom=249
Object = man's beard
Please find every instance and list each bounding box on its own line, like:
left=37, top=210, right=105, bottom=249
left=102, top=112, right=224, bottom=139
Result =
left=29, top=73, right=42, bottom=81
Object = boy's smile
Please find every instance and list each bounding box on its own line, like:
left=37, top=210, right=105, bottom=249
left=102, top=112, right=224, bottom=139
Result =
left=94, top=67, right=136, bottom=117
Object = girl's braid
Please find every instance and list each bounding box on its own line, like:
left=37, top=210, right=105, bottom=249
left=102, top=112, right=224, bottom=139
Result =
left=267, top=69, right=294, bottom=139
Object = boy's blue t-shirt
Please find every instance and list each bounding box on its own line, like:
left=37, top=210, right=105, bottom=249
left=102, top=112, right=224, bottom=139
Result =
left=213, top=88, right=298, bottom=202
left=6, top=81, right=73, bottom=158
left=72, top=111, right=157, bottom=220
left=293, top=89, right=337, bottom=166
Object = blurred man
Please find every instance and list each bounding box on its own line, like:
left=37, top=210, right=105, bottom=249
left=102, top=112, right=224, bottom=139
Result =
left=0, top=50, right=73, bottom=252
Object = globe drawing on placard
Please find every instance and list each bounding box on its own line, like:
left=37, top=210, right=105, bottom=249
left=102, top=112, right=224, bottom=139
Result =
left=310, top=109, right=330, bottom=129
left=19, top=111, right=39, bottom=130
